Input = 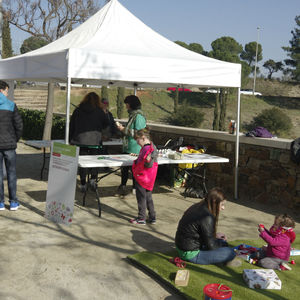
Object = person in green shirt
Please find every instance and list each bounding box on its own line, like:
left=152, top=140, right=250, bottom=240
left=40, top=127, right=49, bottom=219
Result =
left=116, top=95, right=146, bottom=196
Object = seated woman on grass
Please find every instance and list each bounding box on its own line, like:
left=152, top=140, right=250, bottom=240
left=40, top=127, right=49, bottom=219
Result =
left=175, top=187, right=240, bottom=267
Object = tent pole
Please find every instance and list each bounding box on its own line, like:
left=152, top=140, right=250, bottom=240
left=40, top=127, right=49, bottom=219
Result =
left=65, top=76, right=71, bottom=144
left=134, top=83, right=138, bottom=95
left=234, top=88, right=241, bottom=200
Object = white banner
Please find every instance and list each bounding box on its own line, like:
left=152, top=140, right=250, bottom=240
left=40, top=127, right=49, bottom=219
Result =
left=45, top=142, right=79, bottom=225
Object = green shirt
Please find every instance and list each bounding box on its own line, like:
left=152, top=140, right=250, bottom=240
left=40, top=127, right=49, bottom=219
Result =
left=176, top=246, right=200, bottom=260
left=123, top=113, right=146, bottom=154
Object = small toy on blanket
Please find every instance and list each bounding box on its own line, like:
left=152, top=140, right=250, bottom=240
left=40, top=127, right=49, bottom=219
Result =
left=234, top=244, right=261, bottom=263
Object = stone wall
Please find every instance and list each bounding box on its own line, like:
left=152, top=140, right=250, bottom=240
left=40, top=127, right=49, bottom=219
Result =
left=145, top=122, right=300, bottom=211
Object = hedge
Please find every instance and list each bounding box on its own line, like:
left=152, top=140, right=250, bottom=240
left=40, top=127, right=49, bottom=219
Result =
left=19, top=109, right=65, bottom=140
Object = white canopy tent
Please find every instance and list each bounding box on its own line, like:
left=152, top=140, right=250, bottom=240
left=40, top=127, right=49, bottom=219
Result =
left=0, top=0, right=241, bottom=198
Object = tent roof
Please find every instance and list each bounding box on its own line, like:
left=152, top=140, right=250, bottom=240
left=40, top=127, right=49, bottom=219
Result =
left=0, top=0, right=241, bottom=88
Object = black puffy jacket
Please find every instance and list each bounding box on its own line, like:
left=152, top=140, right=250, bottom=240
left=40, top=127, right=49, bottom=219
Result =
left=69, top=102, right=109, bottom=146
left=0, top=93, right=23, bottom=150
left=175, top=202, right=224, bottom=251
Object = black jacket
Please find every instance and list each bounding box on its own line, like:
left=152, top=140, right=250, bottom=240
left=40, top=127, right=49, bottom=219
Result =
left=69, top=102, right=109, bottom=146
left=0, top=93, right=23, bottom=150
left=175, top=202, right=224, bottom=251
left=102, top=110, right=119, bottom=139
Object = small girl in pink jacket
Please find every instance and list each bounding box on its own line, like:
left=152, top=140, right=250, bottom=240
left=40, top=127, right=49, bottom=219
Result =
left=129, top=128, right=158, bottom=225
left=258, top=214, right=296, bottom=270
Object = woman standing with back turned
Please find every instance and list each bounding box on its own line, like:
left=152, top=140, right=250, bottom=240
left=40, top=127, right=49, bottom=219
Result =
left=69, top=92, right=109, bottom=192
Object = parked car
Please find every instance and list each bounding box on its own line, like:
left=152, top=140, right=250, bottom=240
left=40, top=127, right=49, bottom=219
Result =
left=21, top=81, right=36, bottom=87
left=240, top=89, right=262, bottom=96
left=167, top=87, right=191, bottom=92
left=205, top=89, right=218, bottom=94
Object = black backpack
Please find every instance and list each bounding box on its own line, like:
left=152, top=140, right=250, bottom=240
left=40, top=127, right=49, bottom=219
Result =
left=291, top=138, right=300, bottom=165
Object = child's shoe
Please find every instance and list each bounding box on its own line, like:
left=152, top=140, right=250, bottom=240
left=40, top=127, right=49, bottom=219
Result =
left=9, top=201, right=20, bottom=211
left=0, top=202, right=5, bottom=211
left=129, top=218, right=146, bottom=225
left=147, top=218, right=156, bottom=224
left=279, top=262, right=292, bottom=271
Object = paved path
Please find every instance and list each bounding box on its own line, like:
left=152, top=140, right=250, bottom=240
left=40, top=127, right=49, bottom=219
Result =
left=0, top=142, right=299, bottom=300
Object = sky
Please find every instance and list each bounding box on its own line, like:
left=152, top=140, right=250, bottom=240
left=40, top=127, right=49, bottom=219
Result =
left=10, top=0, right=299, bottom=77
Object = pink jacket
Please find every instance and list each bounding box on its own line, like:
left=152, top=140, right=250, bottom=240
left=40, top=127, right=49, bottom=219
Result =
left=260, top=227, right=291, bottom=261
left=132, top=143, right=158, bottom=191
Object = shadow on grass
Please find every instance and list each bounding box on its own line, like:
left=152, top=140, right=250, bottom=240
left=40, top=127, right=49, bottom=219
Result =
left=262, top=96, right=300, bottom=110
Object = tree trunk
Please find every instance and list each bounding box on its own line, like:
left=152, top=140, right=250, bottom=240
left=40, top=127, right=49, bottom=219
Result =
left=174, top=88, right=179, bottom=113
left=43, top=82, right=54, bottom=140
left=212, top=93, right=220, bottom=130
left=219, top=89, right=227, bottom=131
left=117, top=87, right=125, bottom=119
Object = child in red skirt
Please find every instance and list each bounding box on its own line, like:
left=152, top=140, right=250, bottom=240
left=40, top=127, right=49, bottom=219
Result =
left=129, top=128, right=158, bottom=225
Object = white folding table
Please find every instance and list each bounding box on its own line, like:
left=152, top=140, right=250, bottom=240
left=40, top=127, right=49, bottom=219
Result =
left=25, top=139, right=123, bottom=179
left=78, top=153, right=229, bottom=217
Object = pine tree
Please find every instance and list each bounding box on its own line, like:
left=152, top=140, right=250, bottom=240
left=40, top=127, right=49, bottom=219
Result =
left=2, top=15, right=12, bottom=58
left=282, top=15, right=300, bottom=81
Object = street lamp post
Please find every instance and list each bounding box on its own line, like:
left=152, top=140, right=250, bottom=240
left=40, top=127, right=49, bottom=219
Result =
left=253, top=26, right=260, bottom=95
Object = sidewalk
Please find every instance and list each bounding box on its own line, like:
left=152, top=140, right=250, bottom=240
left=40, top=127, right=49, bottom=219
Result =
left=0, top=142, right=299, bottom=300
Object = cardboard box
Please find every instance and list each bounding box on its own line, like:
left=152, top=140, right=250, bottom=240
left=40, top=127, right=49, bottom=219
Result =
left=175, top=269, right=189, bottom=286
left=243, top=269, right=281, bottom=290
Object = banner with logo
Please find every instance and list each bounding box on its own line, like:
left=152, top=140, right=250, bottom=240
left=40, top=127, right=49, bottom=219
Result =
left=45, top=142, right=79, bottom=225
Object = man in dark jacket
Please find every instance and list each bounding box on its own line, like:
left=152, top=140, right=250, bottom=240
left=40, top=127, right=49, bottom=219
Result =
left=0, top=80, right=23, bottom=211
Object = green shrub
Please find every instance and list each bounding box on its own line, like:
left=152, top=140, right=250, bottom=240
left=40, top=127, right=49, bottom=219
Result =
left=167, top=105, right=204, bottom=127
left=250, top=107, right=292, bottom=135
left=19, top=109, right=65, bottom=140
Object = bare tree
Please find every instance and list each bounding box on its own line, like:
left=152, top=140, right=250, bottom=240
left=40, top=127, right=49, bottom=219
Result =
left=3, top=0, right=102, bottom=140
left=3, top=0, right=100, bottom=42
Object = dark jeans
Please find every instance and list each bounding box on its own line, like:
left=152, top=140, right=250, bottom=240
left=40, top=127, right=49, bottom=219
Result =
left=188, top=240, right=236, bottom=265
left=121, top=165, right=136, bottom=188
left=135, top=181, right=155, bottom=220
left=0, top=149, right=18, bottom=202
left=79, top=147, right=102, bottom=185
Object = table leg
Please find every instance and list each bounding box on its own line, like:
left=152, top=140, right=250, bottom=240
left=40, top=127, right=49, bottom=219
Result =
left=41, top=147, right=46, bottom=180
left=82, top=188, right=87, bottom=207
left=80, top=167, right=120, bottom=218
left=95, top=188, right=101, bottom=217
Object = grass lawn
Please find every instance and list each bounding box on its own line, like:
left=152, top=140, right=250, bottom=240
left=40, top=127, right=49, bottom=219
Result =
left=128, top=239, right=300, bottom=300
left=53, top=83, right=300, bottom=139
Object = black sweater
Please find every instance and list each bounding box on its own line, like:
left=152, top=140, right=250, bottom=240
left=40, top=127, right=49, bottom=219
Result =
left=175, top=202, right=224, bottom=251
left=69, top=102, right=109, bottom=146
